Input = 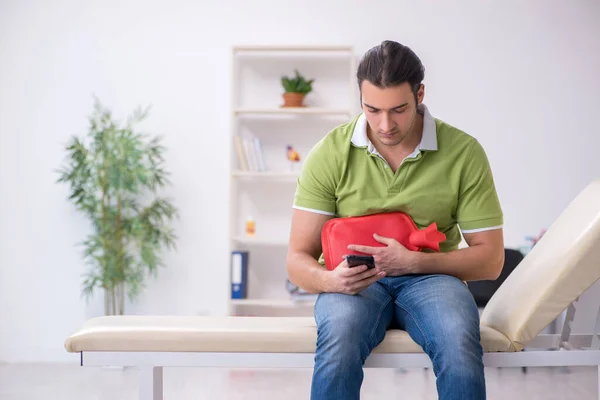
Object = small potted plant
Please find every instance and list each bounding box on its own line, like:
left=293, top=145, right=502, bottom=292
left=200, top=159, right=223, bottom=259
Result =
left=281, top=69, right=315, bottom=108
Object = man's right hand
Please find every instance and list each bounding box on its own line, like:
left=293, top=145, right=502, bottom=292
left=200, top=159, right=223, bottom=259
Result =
left=324, top=258, right=386, bottom=295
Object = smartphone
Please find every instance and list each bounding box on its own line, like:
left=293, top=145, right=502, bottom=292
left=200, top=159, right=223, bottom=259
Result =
left=346, top=255, right=376, bottom=269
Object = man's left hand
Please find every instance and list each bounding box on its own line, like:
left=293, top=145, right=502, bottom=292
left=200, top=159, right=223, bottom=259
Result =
left=347, top=233, right=418, bottom=277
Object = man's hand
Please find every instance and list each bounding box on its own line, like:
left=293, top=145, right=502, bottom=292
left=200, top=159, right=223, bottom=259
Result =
left=325, top=257, right=386, bottom=295
left=347, top=233, right=417, bottom=277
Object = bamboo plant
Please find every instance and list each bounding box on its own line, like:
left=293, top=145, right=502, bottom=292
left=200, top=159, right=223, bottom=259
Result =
left=57, top=99, right=178, bottom=315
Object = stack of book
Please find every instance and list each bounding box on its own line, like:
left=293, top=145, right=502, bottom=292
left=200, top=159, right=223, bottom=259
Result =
left=233, top=135, right=266, bottom=172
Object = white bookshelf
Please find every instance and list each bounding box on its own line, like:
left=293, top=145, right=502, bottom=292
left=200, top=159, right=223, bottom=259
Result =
left=232, top=170, right=299, bottom=179
left=234, top=45, right=354, bottom=52
left=230, top=298, right=317, bottom=317
left=232, top=235, right=288, bottom=246
left=234, top=107, right=352, bottom=116
left=228, top=44, right=357, bottom=317
left=231, top=298, right=316, bottom=307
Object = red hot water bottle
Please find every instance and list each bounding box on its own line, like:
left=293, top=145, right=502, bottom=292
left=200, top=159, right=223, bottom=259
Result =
left=321, top=211, right=446, bottom=270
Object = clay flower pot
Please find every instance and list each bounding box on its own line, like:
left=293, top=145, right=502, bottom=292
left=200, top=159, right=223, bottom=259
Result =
left=281, top=92, right=306, bottom=108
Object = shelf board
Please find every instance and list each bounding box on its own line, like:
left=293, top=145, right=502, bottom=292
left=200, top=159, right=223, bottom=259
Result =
left=234, top=107, right=352, bottom=116
left=232, top=170, right=299, bottom=180
left=232, top=236, right=288, bottom=246
left=234, top=45, right=353, bottom=53
left=230, top=298, right=316, bottom=307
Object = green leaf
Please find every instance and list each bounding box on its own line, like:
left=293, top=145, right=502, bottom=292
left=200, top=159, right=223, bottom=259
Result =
left=281, top=70, right=314, bottom=94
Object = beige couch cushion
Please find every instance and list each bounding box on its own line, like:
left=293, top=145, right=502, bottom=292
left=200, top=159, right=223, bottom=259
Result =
left=481, top=179, right=600, bottom=351
left=64, top=315, right=515, bottom=354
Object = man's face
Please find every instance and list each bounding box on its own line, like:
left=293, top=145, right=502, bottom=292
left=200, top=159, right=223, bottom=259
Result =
left=360, top=81, right=424, bottom=147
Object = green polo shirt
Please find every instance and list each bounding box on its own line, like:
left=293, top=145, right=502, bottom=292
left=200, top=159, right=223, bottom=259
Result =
left=293, top=104, right=503, bottom=256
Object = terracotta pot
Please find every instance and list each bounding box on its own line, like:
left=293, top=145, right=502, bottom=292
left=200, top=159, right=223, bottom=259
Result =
left=281, top=92, right=306, bottom=108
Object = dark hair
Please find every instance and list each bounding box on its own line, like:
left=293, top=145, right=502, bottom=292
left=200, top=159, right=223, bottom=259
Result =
left=357, top=40, right=425, bottom=102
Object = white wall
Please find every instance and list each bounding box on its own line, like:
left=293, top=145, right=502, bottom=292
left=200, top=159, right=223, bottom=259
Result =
left=1, top=0, right=599, bottom=363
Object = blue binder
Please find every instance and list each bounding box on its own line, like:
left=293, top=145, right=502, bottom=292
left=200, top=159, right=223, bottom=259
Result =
left=231, top=251, right=248, bottom=299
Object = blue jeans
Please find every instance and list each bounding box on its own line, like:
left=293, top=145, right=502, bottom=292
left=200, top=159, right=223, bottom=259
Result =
left=311, top=274, right=485, bottom=400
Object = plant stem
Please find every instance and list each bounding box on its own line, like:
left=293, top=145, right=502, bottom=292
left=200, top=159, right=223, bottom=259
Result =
left=116, top=194, right=122, bottom=274
left=116, top=193, right=124, bottom=314
left=101, top=153, right=108, bottom=297
left=112, top=285, right=117, bottom=315
left=118, top=283, right=124, bottom=315
left=104, top=287, right=109, bottom=315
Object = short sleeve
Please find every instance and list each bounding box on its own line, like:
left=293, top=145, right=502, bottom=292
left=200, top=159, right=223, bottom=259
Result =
left=456, top=139, right=503, bottom=233
left=293, top=138, right=338, bottom=215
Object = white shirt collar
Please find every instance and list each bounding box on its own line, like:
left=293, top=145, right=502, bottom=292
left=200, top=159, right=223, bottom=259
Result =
left=351, top=103, right=438, bottom=154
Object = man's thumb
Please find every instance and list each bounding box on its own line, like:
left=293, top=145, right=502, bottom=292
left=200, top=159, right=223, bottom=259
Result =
left=373, top=233, right=393, bottom=245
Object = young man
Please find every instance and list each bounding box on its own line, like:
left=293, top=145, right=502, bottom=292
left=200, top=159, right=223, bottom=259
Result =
left=286, top=40, right=504, bottom=400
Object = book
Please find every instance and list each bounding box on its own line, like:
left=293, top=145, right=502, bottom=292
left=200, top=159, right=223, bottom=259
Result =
left=231, top=251, right=249, bottom=299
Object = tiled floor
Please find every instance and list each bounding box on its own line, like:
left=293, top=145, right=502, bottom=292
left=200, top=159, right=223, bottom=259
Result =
left=0, top=363, right=596, bottom=399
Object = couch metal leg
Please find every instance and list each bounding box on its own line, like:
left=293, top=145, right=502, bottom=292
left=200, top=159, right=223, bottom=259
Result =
left=139, top=366, right=163, bottom=400
left=596, top=365, right=600, bottom=400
